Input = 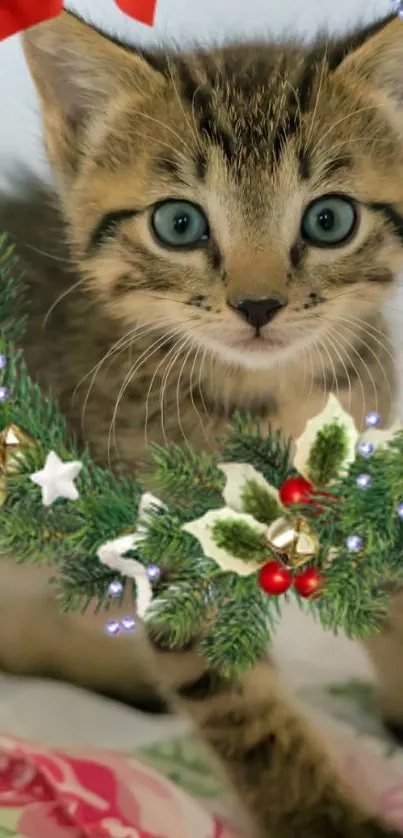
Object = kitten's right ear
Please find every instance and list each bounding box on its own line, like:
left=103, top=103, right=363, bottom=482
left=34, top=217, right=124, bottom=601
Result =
left=23, top=11, right=163, bottom=179
left=334, top=16, right=403, bottom=124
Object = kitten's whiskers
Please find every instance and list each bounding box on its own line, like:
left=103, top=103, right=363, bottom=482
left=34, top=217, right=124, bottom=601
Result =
left=24, top=242, right=73, bottom=264
left=188, top=343, right=209, bottom=439
left=76, top=317, right=172, bottom=435
left=108, top=326, right=187, bottom=464
left=176, top=340, right=199, bottom=452
left=323, top=329, right=353, bottom=413
left=43, top=277, right=87, bottom=328
left=159, top=335, right=191, bottom=446
left=197, top=346, right=210, bottom=417
left=143, top=333, right=186, bottom=445
left=311, top=335, right=330, bottom=410
left=326, top=326, right=368, bottom=426
left=331, top=316, right=393, bottom=405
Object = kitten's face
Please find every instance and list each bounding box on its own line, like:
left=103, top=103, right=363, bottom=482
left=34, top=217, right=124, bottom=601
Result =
left=24, top=14, right=403, bottom=372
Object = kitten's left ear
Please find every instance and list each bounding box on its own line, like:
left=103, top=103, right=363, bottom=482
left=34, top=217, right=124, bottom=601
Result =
left=335, top=16, right=403, bottom=112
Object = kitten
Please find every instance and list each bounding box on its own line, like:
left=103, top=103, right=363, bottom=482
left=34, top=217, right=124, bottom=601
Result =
left=0, top=9, right=403, bottom=834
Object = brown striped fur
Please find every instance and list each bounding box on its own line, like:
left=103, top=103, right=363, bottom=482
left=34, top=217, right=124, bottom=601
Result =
left=1, top=9, right=403, bottom=835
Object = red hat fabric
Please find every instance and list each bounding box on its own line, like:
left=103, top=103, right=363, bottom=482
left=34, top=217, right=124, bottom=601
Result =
left=115, top=0, right=157, bottom=25
left=0, top=0, right=157, bottom=41
left=0, top=0, right=63, bottom=40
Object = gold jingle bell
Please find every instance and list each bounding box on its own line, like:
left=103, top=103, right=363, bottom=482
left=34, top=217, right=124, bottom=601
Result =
left=0, top=423, right=36, bottom=475
left=266, top=515, right=319, bottom=568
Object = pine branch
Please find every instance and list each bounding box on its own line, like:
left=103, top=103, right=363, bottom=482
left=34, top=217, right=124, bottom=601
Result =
left=221, top=412, right=294, bottom=486
left=147, top=583, right=207, bottom=648
left=200, top=586, right=275, bottom=677
left=148, top=443, right=224, bottom=509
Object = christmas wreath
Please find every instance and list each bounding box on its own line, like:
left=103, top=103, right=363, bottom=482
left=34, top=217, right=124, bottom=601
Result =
left=2, top=229, right=403, bottom=677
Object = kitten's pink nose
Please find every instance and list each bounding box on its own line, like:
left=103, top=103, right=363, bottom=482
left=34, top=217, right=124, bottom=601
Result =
left=228, top=296, right=287, bottom=329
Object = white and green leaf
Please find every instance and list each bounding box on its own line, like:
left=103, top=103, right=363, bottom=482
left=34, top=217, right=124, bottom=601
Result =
left=218, top=462, right=282, bottom=523
left=183, top=508, right=268, bottom=576
left=294, top=394, right=359, bottom=484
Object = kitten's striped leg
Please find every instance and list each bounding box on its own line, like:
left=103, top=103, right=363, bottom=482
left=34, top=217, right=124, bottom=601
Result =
left=147, top=638, right=401, bottom=838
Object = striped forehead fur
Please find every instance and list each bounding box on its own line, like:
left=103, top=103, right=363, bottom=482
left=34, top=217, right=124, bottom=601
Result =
left=83, top=13, right=398, bottom=204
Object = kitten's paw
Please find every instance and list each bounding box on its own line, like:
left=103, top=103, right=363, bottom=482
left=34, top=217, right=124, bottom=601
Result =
left=144, top=624, right=240, bottom=705
left=144, top=625, right=206, bottom=693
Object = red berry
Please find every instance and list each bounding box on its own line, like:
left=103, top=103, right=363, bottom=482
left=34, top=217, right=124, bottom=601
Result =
left=293, top=567, right=324, bottom=599
left=259, top=561, right=292, bottom=596
left=279, top=476, right=314, bottom=507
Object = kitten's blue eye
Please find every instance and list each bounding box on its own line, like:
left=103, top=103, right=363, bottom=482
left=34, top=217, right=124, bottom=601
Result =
left=151, top=200, right=209, bottom=248
left=301, top=195, right=357, bottom=247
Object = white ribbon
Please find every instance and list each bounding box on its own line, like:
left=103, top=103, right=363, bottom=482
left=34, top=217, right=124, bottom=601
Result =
left=96, top=493, right=166, bottom=618
left=131, top=492, right=166, bottom=546
left=97, top=535, right=152, bottom=618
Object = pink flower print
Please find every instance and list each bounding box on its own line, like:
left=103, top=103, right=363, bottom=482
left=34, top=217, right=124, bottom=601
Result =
left=18, top=801, right=85, bottom=838
left=0, top=755, right=55, bottom=807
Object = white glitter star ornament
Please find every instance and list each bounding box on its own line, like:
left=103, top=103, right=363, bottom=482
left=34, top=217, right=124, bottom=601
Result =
left=30, top=451, right=83, bottom=506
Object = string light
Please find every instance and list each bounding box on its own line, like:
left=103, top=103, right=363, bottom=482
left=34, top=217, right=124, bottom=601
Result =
left=365, top=411, right=381, bottom=429
left=108, top=580, right=124, bottom=598
left=356, top=474, right=372, bottom=489
left=346, top=535, right=362, bottom=553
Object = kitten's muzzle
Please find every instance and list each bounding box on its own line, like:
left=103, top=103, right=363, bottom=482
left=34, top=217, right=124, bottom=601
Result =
left=227, top=296, right=287, bottom=329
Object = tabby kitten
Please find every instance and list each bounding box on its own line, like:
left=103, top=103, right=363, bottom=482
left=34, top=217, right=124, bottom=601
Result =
left=1, top=8, right=403, bottom=835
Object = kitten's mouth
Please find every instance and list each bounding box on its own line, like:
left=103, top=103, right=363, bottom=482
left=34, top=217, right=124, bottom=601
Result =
left=200, top=328, right=293, bottom=370
left=225, top=333, right=286, bottom=351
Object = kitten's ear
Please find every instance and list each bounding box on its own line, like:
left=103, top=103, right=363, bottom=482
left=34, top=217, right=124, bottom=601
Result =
left=335, top=16, right=403, bottom=115
left=23, top=11, right=163, bottom=178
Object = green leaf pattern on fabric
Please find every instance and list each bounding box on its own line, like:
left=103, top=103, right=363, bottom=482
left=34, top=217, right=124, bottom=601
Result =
left=138, top=734, right=225, bottom=798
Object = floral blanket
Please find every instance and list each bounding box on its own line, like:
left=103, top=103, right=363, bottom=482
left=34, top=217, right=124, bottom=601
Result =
left=2, top=712, right=403, bottom=838
left=0, top=736, right=234, bottom=838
